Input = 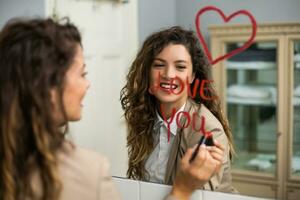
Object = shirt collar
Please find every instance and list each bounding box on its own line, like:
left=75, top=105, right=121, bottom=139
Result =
left=155, top=103, right=186, bottom=136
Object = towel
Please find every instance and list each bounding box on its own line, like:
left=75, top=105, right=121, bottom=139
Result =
left=294, top=86, right=300, bottom=97
left=227, top=85, right=276, bottom=99
left=226, top=61, right=276, bottom=70
left=292, top=156, right=300, bottom=173
left=227, top=96, right=273, bottom=105
left=294, top=97, right=300, bottom=106
left=294, top=54, right=300, bottom=62
left=257, top=43, right=277, bottom=50
left=247, top=159, right=272, bottom=171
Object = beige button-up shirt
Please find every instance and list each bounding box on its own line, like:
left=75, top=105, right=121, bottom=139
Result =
left=31, top=141, right=121, bottom=200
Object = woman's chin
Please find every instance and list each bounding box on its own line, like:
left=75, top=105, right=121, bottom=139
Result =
left=68, top=115, right=82, bottom=122
left=156, top=95, right=181, bottom=105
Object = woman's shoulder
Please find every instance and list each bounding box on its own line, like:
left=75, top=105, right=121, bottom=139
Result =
left=56, top=141, right=115, bottom=199
left=30, top=141, right=116, bottom=200
left=59, top=140, right=110, bottom=174
left=188, top=101, right=226, bottom=140
left=57, top=141, right=112, bottom=187
left=189, top=101, right=223, bottom=129
left=61, top=140, right=108, bottom=164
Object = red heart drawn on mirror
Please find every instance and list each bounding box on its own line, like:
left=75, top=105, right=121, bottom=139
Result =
left=195, top=6, right=257, bottom=65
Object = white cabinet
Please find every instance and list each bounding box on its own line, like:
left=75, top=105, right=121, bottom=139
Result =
left=210, top=23, right=300, bottom=199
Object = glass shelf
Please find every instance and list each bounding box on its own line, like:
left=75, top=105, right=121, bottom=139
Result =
left=226, top=42, right=277, bottom=175
left=292, top=41, right=300, bottom=178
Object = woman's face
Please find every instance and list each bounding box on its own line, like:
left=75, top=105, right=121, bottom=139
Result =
left=63, top=44, right=90, bottom=121
left=52, top=44, right=90, bottom=123
left=149, top=44, right=194, bottom=109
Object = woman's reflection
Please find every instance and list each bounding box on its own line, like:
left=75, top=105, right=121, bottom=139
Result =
left=120, top=26, right=237, bottom=193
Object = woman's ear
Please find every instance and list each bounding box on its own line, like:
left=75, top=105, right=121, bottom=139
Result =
left=190, top=73, right=195, bottom=84
left=148, top=86, right=154, bottom=95
left=50, top=88, right=58, bottom=106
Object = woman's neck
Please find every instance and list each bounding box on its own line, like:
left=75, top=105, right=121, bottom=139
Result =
left=158, top=100, right=187, bottom=119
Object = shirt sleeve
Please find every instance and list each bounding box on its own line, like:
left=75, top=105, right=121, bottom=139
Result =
left=192, top=103, right=233, bottom=192
left=203, top=113, right=237, bottom=193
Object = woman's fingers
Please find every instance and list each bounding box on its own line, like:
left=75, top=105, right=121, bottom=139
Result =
left=183, top=145, right=206, bottom=168
left=181, top=147, right=195, bottom=168
left=205, top=140, right=225, bottom=172
left=208, top=152, right=223, bottom=164
left=183, top=142, right=224, bottom=175
left=214, top=139, right=225, bottom=151
left=206, top=140, right=225, bottom=159
left=184, top=145, right=217, bottom=177
left=206, top=146, right=223, bottom=155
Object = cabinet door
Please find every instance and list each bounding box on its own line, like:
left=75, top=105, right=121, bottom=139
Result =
left=291, top=40, right=300, bottom=180
left=225, top=42, right=278, bottom=175
left=47, top=0, right=138, bottom=177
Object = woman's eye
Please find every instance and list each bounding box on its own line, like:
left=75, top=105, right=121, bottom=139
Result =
left=153, top=64, right=164, bottom=67
left=177, top=66, right=186, bottom=70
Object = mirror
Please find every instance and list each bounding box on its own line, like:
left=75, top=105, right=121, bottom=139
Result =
left=1, top=0, right=300, bottom=199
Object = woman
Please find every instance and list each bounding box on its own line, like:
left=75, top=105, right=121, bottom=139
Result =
left=0, top=19, right=221, bottom=200
left=121, top=26, right=236, bottom=193
left=0, top=17, right=113, bottom=200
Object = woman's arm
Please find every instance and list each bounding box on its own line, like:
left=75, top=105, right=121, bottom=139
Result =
left=166, top=143, right=223, bottom=200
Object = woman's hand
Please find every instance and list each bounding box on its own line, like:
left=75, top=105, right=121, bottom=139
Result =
left=205, top=140, right=225, bottom=172
left=170, top=144, right=220, bottom=200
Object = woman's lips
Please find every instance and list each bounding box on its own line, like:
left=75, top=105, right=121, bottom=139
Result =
left=160, top=82, right=178, bottom=90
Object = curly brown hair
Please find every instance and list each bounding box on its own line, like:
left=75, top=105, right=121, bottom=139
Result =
left=120, top=26, right=235, bottom=181
left=0, top=18, right=81, bottom=200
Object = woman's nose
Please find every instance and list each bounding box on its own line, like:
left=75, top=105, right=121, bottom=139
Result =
left=162, top=66, right=175, bottom=79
